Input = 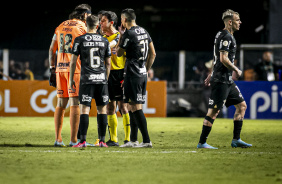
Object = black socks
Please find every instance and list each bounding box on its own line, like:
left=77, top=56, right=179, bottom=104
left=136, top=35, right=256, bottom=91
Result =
left=129, top=111, right=138, bottom=142
left=79, top=114, right=89, bottom=143
left=133, top=110, right=150, bottom=143
left=233, top=120, right=243, bottom=140
left=97, top=114, right=108, bottom=142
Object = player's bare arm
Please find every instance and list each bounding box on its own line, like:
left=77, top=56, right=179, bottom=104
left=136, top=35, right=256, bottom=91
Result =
left=48, top=39, right=58, bottom=87
left=105, top=56, right=111, bottom=80
left=69, top=54, right=78, bottom=92
left=220, top=51, right=242, bottom=78
left=48, top=39, right=57, bottom=67
left=145, top=42, right=156, bottom=71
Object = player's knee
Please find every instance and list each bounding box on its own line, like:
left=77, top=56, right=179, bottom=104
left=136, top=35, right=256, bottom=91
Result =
left=107, top=104, right=116, bottom=115
left=237, top=102, right=247, bottom=113
left=119, top=105, right=128, bottom=114
left=203, top=116, right=214, bottom=127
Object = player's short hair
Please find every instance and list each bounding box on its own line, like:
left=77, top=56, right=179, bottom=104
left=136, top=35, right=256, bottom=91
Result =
left=86, top=15, right=99, bottom=29
left=102, top=11, right=118, bottom=27
left=222, top=9, right=239, bottom=22
left=69, top=4, right=92, bottom=20
left=121, top=8, right=136, bottom=22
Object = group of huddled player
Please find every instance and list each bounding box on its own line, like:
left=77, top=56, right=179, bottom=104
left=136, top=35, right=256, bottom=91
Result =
left=49, top=4, right=155, bottom=148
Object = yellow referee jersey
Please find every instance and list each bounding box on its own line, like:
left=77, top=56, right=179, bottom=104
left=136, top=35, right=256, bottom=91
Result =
left=104, top=32, right=126, bottom=70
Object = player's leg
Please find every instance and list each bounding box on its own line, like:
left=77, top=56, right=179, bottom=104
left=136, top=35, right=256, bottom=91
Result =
left=54, top=72, right=68, bottom=147
left=226, top=84, right=252, bottom=148
left=131, top=103, right=152, bottom=148
left=118, top=100, right=130, bottom=144
left=197, top=82, right=228, bottom=149
left=95, top=84, right=109, bottom=147
left=69, top=97, right=80, bottom=145
left=72, top=104, right=89, bottom=148
left=106, top=100, right=119, bottom=145
left=54, top=97, right=69, bottom=146
left=68, top=73, right=80, bottom=145
left=97, top=105, right=108, bottom=147
left=128, top=104, right=138, bottom=143
left=197, top=108, right=220, bottom=149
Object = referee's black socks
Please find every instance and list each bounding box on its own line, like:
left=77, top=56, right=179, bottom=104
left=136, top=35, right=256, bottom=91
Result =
left=133, top=110, right=150, bottom=143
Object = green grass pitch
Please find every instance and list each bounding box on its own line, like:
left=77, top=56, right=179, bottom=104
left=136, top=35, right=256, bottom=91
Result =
left=0, top=117, right=282, bottom=184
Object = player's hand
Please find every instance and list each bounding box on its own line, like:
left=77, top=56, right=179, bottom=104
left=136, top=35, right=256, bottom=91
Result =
left=234, top=69, right=242, bottom=79
left=120, top=80, right=124, bottom=88
left=204, top=73, right=211, bottom=86
left=70, top=80, right=76, bottom=92
left=49, top=68, right=56, bottom=88
left=118, top=24, right=126, bottom=35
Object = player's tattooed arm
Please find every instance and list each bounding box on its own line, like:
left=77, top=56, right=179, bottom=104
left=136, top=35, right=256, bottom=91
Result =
left=105, top=57, right=111, bottom=80
left=220, top=51, right=242, bottom=77
left=69, top=54, right=78, bottom=92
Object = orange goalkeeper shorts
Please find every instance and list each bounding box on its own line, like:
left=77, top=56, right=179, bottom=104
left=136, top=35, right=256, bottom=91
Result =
left=56, top=72, right=80, bottom=98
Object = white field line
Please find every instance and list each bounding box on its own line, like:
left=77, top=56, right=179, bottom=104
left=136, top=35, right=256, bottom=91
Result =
left=0, top=149, right=281, bottom=155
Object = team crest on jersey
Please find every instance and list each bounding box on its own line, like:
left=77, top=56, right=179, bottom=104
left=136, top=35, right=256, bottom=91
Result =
left=82, top=94, right=91, bottom=102
left=102, top=95, right=109, bottom=102
left=209, top=98, right=214, bottom=105
left=223, top=40, right=229, bottom=46
left=137, top=94, right=146, bottom=102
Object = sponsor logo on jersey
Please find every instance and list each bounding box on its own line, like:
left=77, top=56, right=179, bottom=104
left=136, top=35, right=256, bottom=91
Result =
left=89, top=73, right=105, bottom=80
left=57, top=62, right=70, bottom=68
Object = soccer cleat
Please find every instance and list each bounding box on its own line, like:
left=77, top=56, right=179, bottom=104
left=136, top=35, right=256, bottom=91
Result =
left=77, top=139, right=95, bottom=147
left=134, top=142, right=153, bottom=148
left=106, top=140, right=119, bottom=147
left=231, top=139, right=252, bottom=148
left=120, top=141, right=139, bottom=148
left=94, top=139, right=100, bottom=147
left=99, top=141, right=108, bottom=148
left=69, top=141, right=79, bottom=147
left=54, top=141, right=66, bottom=147
left=72, top=141, right=87, bottom=148
left=197, top=143, right=218, bottom=149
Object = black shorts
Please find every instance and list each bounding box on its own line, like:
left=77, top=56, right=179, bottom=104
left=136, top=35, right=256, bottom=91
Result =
left=79, top=83, right=109, bottom=107
left=108, top=69, right=124, bottom=101
left=208, top=82, right=244, bottom=109
left=123, top=76, right=147, bottom=104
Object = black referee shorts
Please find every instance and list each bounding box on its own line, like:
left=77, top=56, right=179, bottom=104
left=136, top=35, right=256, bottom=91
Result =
left=208, top=82, right=245, bottom=109
left=108, top=69, right=124, bottom=101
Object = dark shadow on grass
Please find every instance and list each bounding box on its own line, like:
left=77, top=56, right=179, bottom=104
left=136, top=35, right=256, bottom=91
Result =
left=0, top=143, right=58, bottom=148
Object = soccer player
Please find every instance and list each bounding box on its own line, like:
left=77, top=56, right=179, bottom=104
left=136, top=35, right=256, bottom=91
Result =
left=116, top=8, right=156, bottom=148
left=197, top=9, right=252, bottom=149
left=48, top=4, right=92, bottom=147
left=100, top=11, right=131, bottom=147
left=70, top=15, right=111, bottom=148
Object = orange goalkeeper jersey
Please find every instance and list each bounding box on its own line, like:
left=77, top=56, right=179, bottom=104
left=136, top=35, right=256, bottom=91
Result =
left=53, top=19, right=87, bottom=73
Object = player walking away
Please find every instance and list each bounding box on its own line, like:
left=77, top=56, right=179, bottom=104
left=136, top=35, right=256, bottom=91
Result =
left=70, top=15, right=111, bottom=148
left=197, top=9, right=252, bottom=149
left=116, top=8, right=156, bottom=148
left=49, top=4, right=92, bottom=147
left=100, top=11, right=131, bottom=147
